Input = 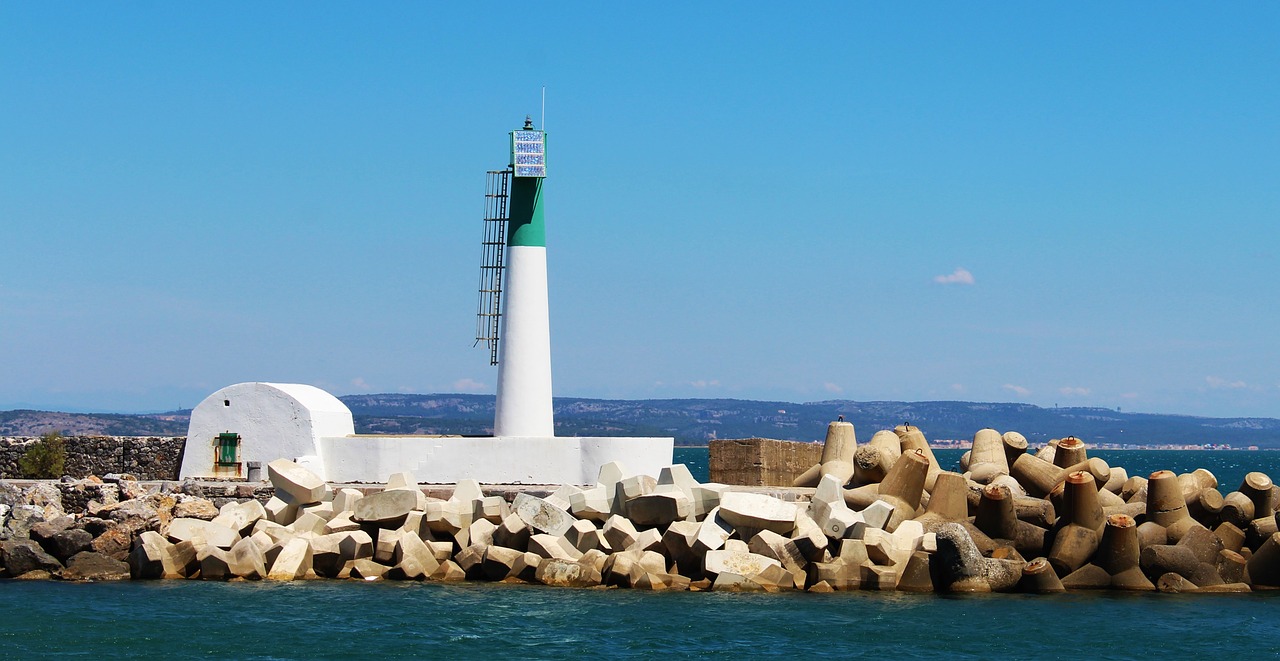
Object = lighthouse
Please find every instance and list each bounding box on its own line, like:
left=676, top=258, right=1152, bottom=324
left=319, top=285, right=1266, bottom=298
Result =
left=493, top=117, right=554, bottom=437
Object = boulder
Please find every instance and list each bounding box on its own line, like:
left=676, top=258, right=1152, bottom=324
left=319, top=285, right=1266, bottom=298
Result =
left=59, top=551, right=130, bottom=581
left=1, top=539, right=63, bottom=577
left=173, top=497, right=219, bottom=521
left=40, top=528, right=94, bottom=563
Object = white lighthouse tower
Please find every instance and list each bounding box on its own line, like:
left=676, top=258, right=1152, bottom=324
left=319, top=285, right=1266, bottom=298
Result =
left=492, top=117, right=554, bottom=437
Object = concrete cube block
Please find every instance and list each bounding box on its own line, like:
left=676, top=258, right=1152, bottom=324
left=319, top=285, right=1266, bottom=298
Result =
left=426, top=541, right=453, bottom=562
left=385, top=472, right=418, bottom=491
left=691, top=483, right=729, bottom=519
left=338, top=530, right=374, bottom=562
left=288, top=512, right=328, bottom=536
left=513, top=493, right=575, bottom=537
left=310, top=532, right=346, bottom=577
left=228, top=537, right=267, bottom=580
left=626, top=492, right=692, bottom=528
left=718, top=492, right=798, bottom=535
left=725, top=539, right=750, bottom=554
left=545, top=485, right=582, bottom=512
left=476, top=496, right=509, bottom=523
left=656, top=464, right=700, bottom=499
left=602, top=514, right=639, bottom=550
left=374, top=529, right=402, bottom=564
left=662, top=520, right=703, bottom=571
left=349, top=558, right=388, bottom=580
left=423, top=500, right=472, bottom=535
left=748, top=530, right=807, bottom=574
left=393, top=531, right=441, bottom=579
left=127, top=530, right=168, bottom=579
left=693, top=508, right=733, bottom=554
left=332, top=488, right=364, bottom=514
left=266, top=538, right=312, bottom=580
left=301, top=502, right=335, bottom=522
left=267, top=459, right=326, bottom=506
left=570, top=486, right=612, bottom=522
left=493, top=513, right=531, bottom=551
left=481, top=545, right=523, bottom=581
left=450, top=479, right=484, bottom=503
left=264, top=496, right=299, bottom=526
left=166, top=518, right=240, bottom=550
left=430, top=559, right=467, bottom=582
left=596, top=461, right=628, bottom=490
left=703, top=549, right=782, bottom=580
left=535, top=557, right=599, bottom=587
left=628, top=528, right=664, bottom=554
left=353, top=490, right=418, bottom=526
left=565, top=519, right=605, bottom=554
left=528, top=533, right=582, bottom=561
left=468, top=518, right=498, bottom=548
left=197, top=544, right=233, bottom=580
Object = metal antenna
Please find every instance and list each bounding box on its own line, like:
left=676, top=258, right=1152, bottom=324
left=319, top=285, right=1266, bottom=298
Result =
left=541, top=86, right=546, bottom=130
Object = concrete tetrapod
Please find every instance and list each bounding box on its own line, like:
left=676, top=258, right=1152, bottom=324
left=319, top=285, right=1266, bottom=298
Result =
left=973, top=484, right=1047, bottom=557
left=1047, top=472, right=1104, bottom=577
left=793, top=420, right=856, bottom=487
left=930, top=522, right=1024, bottom=592
left=967, top=428, right=1009, bottom=485
left=870, top=449, right=929, bottom=532
left=895, top=425, right=942, bottom=491
left=1145, top=470, right=1203, bottom=542
left=852, top=430, right=901, bottom=486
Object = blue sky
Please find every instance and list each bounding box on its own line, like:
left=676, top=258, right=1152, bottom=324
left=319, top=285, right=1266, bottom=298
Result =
left=2, top=3, right=1278, bottom=417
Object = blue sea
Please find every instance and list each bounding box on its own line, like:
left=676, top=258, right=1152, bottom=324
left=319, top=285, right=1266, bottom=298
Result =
left=3, top=449, right=1279, bottom=659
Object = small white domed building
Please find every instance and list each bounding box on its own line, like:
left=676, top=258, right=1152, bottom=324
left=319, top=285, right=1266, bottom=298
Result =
left=179, top=382, right=355, bottom=480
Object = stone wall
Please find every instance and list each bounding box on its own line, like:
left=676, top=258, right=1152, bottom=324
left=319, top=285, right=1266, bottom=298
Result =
left=708, top=438, right=823, bottom=486
left=0, top=436, right=186, bottom=481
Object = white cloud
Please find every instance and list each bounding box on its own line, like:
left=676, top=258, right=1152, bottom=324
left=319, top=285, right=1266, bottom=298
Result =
left=951, top=383, right=966, bottom=393
left=452, top=378, right=486, bottom=392
left=690, top=379, right=721, bottom=389
left=350, top=377, right=372, bottom=391
left=1206, top=376, right=1247, bottom=390
left=933, top=267, right=975, bottom=285
left=823, top=382, right=843, bottom=394
left=1120, top=392, right=1139, bottom=400
left=1059, top=386, right=1091, bottom=396
left=1003, top=384, right=1031, bottom=397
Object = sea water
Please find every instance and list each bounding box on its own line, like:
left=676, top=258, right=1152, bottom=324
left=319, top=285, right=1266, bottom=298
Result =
left=4, top=449, right=1280, bottom=659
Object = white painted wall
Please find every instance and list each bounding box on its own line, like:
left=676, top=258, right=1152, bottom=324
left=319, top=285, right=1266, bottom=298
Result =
left=319, top=435, right=674, bottom=485
left=179, top=382, right=354, bottom=480
left=494, top=245, right=555, bottom=437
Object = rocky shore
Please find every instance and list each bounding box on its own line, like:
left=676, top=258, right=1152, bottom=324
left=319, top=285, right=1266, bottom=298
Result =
left=2, top=422, right=1278, bottom=592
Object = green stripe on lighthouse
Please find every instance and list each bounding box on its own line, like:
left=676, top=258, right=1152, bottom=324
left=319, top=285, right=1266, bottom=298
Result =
left=507, top=177, right=546, bottom=247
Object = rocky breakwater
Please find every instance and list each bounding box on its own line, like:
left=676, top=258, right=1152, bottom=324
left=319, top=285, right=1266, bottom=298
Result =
left=4, top=423, right=1280, bottom=593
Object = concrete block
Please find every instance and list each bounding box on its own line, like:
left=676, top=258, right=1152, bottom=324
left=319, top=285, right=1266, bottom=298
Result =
left=385, top=472, right=418, bottom=491
left=423, top=500, right=472, bottom=535
left=626, top=491, right=691, bottom=528
left=748, top=530, right=807, bottom=574
left=264, top=496, right=299, bottom=526
left=662, top=520, right=703, bottom=575
left=596, top=461, right=628, bottom=490
left=656, top=464, right=699, bottom=501
left=349, top=558, right=388, bottom=580
left=374, top=529, right=402, bottom=564
left=602, top=515, right=639, bottom=550
left=709, top=438, right=822, bottom=486
left=338, top=530, right=374, bottom=562
left=167, top=518, right=240, bottom=550
left=703, top=549, right=781, bottom=580
left=718, top=492, right=798, bottom=535
left=514, top=493, right=575, bottom=537
left=693, top=508, right=733, bottom=554
left=288, top=512, right=328, bottom=536
left=426, top=540, right=453, bottom=562
left=127, top=531, right=168, bottom=579
left=162, top=540, right=199, bottom=578
left=352, top=490, right=418, bottom=526
left=324, top=512, right=361, bottom=534
left=528, top=533, right=582, bottom=561
left=392, top=531, right=441, bottom=580
left=834, top=538, right=870, bottom=566
left=537, top=557, right=600, bottom=587
left=310, top=532, right=346, bottom=578
left=544, top=485, right=582, bottom=512
left=228, top=537, right=267, bottom=580
left=811, top=473, right=863, bottom=538
left=450, top=479, right=484, bottom=503
left=468, top=518, right=497, bottom=548
left=212, top=500, right=268, bottom=536
left=481, top=545, right=523, bottom=581
left=476, top=496, right=509, bottom=523
left=565, top=519, right=606, bottom=554
left=493, top=513, right=531, bottom=551
left=266, top=537, right=312, bottom=580
left=569, top=486, right=612, bottom=522
left=332, top=488, right=364, bottom=514
left=267, top=459, right=326, bottom=505
left=691, top=483, right=729, bottom=519
left=430, top=559, right=467, bottom=582
left=725, top=539, right=750, bottom=554
left=301, top=502, right=336, bottom=522
left=628, top=528, right=664, bottom=554
left=197, top=544, right=233, bottom=580
left=860, top=500, right=895, bottom=531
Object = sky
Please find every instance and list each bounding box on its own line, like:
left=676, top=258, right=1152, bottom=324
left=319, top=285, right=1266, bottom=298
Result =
left=2, top=3, right=1278, bottom=418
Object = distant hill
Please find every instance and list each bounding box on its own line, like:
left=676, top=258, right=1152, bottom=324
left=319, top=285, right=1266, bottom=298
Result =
left=4, top=395, right=1278, bottom=448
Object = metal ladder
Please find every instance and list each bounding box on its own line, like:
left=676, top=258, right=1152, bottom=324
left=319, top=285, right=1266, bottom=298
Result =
left=475, top=169, right=511, bottom=365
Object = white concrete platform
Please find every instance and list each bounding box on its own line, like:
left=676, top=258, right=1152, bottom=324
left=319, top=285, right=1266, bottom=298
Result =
left=318, top=435, right=674, bottom=485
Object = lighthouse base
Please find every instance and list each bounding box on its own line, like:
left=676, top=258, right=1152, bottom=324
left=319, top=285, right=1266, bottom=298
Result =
left=316, top=434, right=674, bottom=485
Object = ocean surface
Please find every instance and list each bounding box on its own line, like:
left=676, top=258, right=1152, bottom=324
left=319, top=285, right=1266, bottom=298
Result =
left=4, top=449, right=1279, bottom=659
